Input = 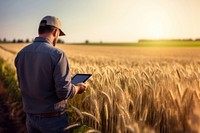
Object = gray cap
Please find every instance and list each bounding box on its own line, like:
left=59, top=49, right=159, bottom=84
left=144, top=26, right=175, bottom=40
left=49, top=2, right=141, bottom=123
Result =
left=39, top=16, right=65, bottom=36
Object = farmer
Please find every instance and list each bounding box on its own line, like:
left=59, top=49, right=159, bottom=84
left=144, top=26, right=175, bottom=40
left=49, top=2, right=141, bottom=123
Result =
left=14, top=16, right=87, bottom=133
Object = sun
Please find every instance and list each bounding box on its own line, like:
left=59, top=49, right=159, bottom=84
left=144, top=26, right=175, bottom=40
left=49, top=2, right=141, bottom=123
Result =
left=147, top=20, right=167, bottom=39
left=140, top=5, right=171, bottom=39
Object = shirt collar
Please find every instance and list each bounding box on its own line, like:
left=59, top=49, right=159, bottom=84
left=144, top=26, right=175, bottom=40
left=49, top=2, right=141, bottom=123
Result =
left=34, top=37, right=53, bottom=46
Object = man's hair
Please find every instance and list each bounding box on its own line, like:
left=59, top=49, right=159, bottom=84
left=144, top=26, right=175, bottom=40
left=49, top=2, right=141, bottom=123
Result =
left=38, top=20, right=56, bottom=34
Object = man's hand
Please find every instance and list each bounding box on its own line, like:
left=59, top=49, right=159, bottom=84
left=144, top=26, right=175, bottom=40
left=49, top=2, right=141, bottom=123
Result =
left=74, top=83, right=87, bottom=94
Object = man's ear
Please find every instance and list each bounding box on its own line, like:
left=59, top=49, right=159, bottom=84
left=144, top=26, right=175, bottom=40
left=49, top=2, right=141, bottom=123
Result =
left=52, top=29, right=58, bottom=37
left=52, top=29, right=56, bottom=37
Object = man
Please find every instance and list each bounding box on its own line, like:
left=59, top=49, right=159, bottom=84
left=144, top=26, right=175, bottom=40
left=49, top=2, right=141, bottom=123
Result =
left=14, top=16, right=86, bottom=133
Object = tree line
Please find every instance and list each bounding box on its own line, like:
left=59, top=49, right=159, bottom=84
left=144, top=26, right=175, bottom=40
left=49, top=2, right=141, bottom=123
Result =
left=138, top=38, right=200, bottom=43
left=0, top=38, right=65, bottom=44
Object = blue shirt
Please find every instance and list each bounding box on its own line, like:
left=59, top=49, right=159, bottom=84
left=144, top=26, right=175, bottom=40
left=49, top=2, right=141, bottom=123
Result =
left=14, top=37, right=76, bottom=114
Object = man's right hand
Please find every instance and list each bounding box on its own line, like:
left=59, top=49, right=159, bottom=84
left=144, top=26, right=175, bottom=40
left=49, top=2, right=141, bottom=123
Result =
left=74, top=83, right=87, bottom=94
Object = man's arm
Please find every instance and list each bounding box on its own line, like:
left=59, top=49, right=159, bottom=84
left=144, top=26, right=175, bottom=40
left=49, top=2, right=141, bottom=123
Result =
left=53, top=51, right=86, bottom=100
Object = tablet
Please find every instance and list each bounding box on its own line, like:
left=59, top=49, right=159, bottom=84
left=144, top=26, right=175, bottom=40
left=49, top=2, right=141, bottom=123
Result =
left=71, top=74, right=92, bottom=84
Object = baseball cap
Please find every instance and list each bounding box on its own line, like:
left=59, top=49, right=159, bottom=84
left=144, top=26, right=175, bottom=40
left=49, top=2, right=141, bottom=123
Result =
left=39, top=16, right=65, bottom=36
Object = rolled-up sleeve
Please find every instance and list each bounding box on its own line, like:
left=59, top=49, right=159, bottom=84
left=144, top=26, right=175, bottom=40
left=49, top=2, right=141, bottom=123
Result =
left=53, top=52, right=76, bottom=100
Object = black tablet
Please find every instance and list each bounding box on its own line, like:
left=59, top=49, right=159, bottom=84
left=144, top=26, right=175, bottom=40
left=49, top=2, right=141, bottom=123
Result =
left=71, top=74, right=92, bottom=84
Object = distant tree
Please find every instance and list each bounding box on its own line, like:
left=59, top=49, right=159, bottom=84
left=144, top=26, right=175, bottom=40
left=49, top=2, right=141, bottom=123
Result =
left=13, top=39, right=16, bottom=43
left=195, top=38, right=200, bottom=41
left=3, top=38, right=7, bottom=43
left=0, top=38, right=2, bottom=43
left=57, top=39, right=64, bottom=44
left=85, top=40, right=89, bottom=44
left=26, top=38, right=30, bottom=43
left=17, top=39, right=24, bottom=43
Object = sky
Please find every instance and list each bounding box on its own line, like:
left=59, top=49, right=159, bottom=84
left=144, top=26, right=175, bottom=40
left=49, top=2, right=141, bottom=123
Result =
left=0, top=0, right=200, bottom=43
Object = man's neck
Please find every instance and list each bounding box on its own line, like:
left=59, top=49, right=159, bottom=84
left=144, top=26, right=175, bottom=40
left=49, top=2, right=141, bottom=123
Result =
left=39, top=34, right=53, bottom=44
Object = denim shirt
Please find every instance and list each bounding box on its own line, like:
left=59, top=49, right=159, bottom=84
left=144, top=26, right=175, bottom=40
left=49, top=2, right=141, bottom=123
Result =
left=14, top=37, right=75, bottom=113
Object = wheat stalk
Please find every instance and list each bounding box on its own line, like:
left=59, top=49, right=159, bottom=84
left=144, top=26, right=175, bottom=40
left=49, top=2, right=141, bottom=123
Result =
left=70, top=104, right=84, bottom=120
left=82, top=112, right=100, bottom=124
left=85, top=129, right=101, bottom=133
left=64, top=123, right=80, bottom=131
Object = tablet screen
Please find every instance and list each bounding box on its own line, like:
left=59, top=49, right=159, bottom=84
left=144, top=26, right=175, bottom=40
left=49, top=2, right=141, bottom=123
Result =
left=71, top=74, right=92, bottom=84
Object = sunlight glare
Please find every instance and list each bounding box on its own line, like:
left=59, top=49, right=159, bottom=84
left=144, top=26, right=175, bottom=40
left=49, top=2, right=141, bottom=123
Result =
left=147, top=20, right=167, bottom=39
left=138, top=3, right=171, bottom=39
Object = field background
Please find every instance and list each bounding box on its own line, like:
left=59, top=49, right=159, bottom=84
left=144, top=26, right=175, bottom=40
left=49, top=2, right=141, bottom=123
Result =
left=0, top=43, right=200, bottom=133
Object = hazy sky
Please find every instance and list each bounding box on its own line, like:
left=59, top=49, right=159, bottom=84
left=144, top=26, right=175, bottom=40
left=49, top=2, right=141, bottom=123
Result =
left=0, top=0, right=200, bottom=42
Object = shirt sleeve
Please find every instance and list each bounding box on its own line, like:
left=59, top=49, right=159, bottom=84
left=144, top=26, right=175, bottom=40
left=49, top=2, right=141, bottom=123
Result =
left=53, top=51, right=76, bottom=100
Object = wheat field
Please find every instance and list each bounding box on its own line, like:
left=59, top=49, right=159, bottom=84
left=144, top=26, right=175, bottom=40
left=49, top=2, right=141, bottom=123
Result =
left=0, top=44, right=200, bottom=133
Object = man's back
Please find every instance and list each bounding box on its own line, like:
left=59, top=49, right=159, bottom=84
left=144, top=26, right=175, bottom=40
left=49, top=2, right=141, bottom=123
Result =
left=14, top=16, right=87, bottom=133
left=15, top=37, right=74, bottom=113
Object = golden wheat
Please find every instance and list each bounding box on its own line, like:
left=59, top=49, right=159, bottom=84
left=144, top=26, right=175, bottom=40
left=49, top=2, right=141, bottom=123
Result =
left=1, top=43, right=200, bottom=132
